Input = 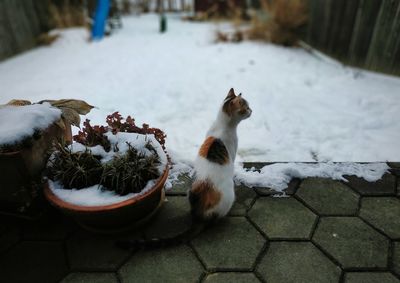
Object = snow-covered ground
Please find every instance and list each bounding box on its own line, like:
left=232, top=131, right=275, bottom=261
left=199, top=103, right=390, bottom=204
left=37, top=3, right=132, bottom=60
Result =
left=0, top=14, right=399, bottom=190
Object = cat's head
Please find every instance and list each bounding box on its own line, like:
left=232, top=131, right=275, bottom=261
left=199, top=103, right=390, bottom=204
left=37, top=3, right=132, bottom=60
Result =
left=222, top=88, right=252, bottom=121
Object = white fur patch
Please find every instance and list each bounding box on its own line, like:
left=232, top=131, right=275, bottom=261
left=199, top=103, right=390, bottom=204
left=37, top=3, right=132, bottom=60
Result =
left=193, top=156, right=235, bottom=217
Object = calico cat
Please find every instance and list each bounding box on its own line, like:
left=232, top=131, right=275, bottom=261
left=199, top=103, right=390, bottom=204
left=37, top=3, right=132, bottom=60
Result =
left=189, top=88, right=252, bottom=220
left=117, top=88, right=251, bottom=248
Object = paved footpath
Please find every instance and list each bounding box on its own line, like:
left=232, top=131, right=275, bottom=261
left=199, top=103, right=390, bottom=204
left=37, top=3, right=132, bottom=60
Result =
left=1, top=163, right=400, bottom=283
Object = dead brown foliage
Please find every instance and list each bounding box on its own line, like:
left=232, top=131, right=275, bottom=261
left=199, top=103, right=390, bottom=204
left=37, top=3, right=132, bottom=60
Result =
left=37, top=33, right=60, bottom=46
left=49, top=0, right=85, bottom=28
left=184, top=0, right=247, bottom=22
left=214, top=29, right=244, bottom=43
left=248, top=0, right=308, bottom=46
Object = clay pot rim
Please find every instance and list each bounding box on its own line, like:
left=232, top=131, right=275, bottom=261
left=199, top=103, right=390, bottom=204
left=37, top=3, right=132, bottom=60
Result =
left=44, top=164, right=169, bottom=213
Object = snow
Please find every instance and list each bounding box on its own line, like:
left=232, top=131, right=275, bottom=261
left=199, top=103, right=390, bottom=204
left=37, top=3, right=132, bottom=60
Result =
left=69, top=131, right=168, bottom=173
left=234, top=162, right=389, bottom=193
left=105, top=131, right=168, bottom=173
left=49, top=131, right=167, bottom=206
left=49, top=179, right=156, bottom=207
left=0, top=103, right=61, bottom=146
left=1, top=14, right=399, bottom=189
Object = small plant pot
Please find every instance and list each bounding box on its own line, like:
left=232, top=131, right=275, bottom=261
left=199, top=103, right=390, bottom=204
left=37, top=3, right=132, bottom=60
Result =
left=43, top=166, right=169, bottom=233
left=0, top=122, right=65, bottom=218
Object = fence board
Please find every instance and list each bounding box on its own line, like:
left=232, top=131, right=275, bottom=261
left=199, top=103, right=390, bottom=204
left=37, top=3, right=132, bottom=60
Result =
left=307, top=0, right=325, bottom=49
left=23, top=0, right=40, bottom=36
left=348, top=0, right=382, bottom=67
left=326, top=0, right=345, bottom=54
left=4, top=0, right=37, bottom=54
left=306, top=0, right=399, bottom=76
left=0, top=0, right=16, bottom=59
left=366, top=0, right=399, bottom=71
left=319, top=0, right=334, bottom=51
left=332, top=0, right=359, bottom=60
left=387, top=3, right=400, bottom=75
left=0, top=0, right=53, bottom=61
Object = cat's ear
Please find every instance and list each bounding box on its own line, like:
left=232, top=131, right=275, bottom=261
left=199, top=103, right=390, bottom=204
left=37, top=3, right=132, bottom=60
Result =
left=238, top=93, right=242, bottom=97
left=226, top=88, right=236, bottom=100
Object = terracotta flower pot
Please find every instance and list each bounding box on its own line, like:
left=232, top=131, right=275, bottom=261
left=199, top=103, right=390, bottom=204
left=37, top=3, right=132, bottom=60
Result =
left=0, top=122, right=65, bottom=218
left=43, top=165, right=169, bottom=233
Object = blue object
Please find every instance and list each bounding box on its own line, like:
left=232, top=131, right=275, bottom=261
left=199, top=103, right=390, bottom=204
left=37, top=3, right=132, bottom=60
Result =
left=92, top=0, right=110, bottom=40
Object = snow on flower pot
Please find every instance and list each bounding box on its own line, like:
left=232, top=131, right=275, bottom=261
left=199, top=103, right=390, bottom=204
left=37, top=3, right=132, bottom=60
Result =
left=44, top=113, right=169, bottom=232
left=0, top=103, right=63, bottom=217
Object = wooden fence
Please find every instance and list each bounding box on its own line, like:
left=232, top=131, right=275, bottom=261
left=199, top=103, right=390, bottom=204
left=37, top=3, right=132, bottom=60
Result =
left=0, top=0, right=53, bottom=61
left=0, top=0, right=85, bottom=62
left=305, top=0, right=400, bottom=76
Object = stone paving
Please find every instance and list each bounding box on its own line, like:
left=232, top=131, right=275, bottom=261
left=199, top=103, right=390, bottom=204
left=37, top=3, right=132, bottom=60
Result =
left=0, top=163, right=400, bottom=283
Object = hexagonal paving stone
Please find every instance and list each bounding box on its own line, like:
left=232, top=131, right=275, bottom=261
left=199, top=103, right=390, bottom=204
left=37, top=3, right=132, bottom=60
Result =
left=360, top=197, right=400, bottom=239
left=22, top=211, right=76, bottom=240
left=248, top=197, right=317, bottom=239
left=397, top=177, right=400, bottom=197
left=388, top=162, right=400, bottom=177
left=296, top=178, right=359, bottom=215
left=0, top=216, right=20, bottom=252
left=229, top=185, right=257, bottom=216
left=166, top=173, right=191, bottom=195
left=394, top=242, right=400, bottom=276
left=67, top=230, right=130, bottom=271
left=344, top=272, right=400, bottom=283
left=345, top=173, right=396, bottom=195
left=397, top=179, right=400, bottom=196
left=0, top=241, right=68, bottom=283
left=257, top=242, right=341, bottom=283
left=313, top=217, right=389, bottom=269
left=143, top=196, right=192, bottom=239
left=61, top=272, right=118, bottom=283
left=192, top=217, right=265, bottom=269
left=204, top=272, right=260, bottom=283
left=119, top=245, right=203, bottom=283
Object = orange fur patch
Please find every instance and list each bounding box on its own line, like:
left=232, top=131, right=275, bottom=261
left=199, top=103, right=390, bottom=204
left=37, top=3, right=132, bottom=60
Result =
left=191, top=180, right=222, bottom=211
left=199, top=136, right=216, bottom=158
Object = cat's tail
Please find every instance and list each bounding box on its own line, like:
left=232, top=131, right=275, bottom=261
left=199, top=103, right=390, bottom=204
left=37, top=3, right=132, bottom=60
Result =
left=115, top=220, right=207, bottom=250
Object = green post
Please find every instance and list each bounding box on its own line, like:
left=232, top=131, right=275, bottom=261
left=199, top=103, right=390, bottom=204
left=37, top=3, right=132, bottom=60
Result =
left=160, top=13, right=167, bottom=33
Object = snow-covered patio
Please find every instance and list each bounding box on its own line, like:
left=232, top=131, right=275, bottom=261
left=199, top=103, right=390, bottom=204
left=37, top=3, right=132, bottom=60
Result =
left=1, top=14, right=399, bottom=188
left=1, top=13, right=400, bottom=283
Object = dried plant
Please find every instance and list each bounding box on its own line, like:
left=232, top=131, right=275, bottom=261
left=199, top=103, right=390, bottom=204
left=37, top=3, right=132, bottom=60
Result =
left=49, top=0, right=85, bottom=28
left=214, top=29, right=244, bottom=43
left=101, top=143, right=161, bottom=196
left=36, top=33, right=60, bottom=46
left=50, top=112, right=166, bottom=195
left=106, top=112, right=167, bottom=150
left=215, top=30, right=229, bottom=43
left=48, top=141, right=161, bottom=194
left=184, top=0, right=247, bottom=22
left=248, top=0, right=308, bottom=46
left=48, top=143, right=103, bottom=189
left=39, top=99, right=95, bottom=128
left=73, top=119, right=111, bottom=151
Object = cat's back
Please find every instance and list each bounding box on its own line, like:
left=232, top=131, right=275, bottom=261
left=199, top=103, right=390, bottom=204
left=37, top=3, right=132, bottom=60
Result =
left=194, top=135, right=234, bottom=183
